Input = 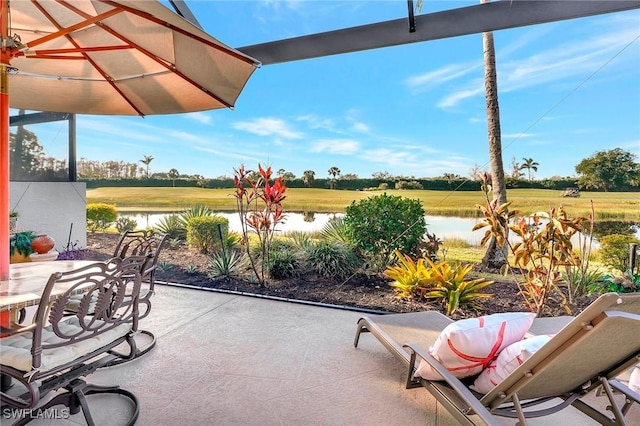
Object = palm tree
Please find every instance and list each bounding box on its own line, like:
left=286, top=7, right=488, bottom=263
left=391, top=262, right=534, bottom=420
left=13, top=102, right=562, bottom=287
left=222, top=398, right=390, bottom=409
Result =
left=480, top=0, right=508, bottom=270
left=302, top=170, right=316, bottom=187
left=520, top=157, right=539, bottom=181
left=140, top=155, right=154, bottom=178
left=328, top=166, right=341, bottom=190
left=168, top=168, right=179, bottom=187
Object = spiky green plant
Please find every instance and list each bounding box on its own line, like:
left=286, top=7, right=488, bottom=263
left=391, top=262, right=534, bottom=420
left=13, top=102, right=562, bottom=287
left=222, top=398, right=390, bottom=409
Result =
left=306, top=241, right=360, bottom=280
left=385, top=250, right=432, bottom=299
left=385, top=250, right=493, bottom=315
left=421, top=259, right=493, bottom=315
left=208, top=248, right=247, bottom=279
left=320, top=216, right=352, bottom=245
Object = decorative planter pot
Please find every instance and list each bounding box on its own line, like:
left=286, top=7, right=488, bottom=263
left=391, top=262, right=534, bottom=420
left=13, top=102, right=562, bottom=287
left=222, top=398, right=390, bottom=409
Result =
left=9, top=217, right=17, bottom=234
left=31, top=234, right=55, bottom=254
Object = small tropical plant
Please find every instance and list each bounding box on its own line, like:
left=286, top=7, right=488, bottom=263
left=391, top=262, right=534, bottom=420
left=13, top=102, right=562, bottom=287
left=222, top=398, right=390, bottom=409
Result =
left=474, top=181, right=589, bottom=315
left=179, top=204, right=214, bottom=227
left=267, top=249, right=300, bottom=279
left=385, top=250, right=493, bottom=315
left=320, top=216, right=352, bottom=245
left=209, top=248, right=247, bottom=279
left=286, top=231, right=314, bottom=251
left=233, top=164, right=288, bottom=286
left=385, top=251, right=432, bottom=299
left=305, top=241, right=361, bottom=280
left=155, top=215, right=184, bottom=240
left=420, top=260, right=493, bottom=316
left=597, top=271, right=639, bottom=294
left=10, top=231, right=36, bottom=257
left=157, top=261, right=172, bottom=271
left=114, top=216, right=137, bottom=233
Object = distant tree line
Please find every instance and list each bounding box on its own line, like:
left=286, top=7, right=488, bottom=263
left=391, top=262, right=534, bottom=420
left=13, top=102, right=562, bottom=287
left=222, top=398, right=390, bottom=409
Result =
left=83, top=176, right=598, bottom=192
left=9, top=129, right=639, bottom=192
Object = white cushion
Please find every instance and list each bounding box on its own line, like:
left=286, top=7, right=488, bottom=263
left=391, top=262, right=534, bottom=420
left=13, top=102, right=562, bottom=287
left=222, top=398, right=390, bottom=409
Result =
left=471, top=334, right=552, bottom=394
left=414, top=312, right=536, bottom=380
left=0, top=318, right=131, bottom=373
left=630, top=364, right=640, bottom=393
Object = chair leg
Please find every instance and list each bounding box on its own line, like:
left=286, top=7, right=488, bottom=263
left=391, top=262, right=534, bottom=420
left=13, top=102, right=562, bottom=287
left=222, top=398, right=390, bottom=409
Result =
left=106, top=329, right=157, bottom=367
left=11, top=379, right=138, bottom=426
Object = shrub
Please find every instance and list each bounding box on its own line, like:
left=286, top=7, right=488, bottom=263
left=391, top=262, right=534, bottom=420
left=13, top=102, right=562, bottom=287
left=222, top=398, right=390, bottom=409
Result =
left=186, top=215, right=229, bottom=254
left=598, top=234, right=640, bottom=272
left=306, top=241, right=361, bottom=279
left=267, top=249, right=300, bottom=279
left=114, top=216, right=137, bottom=233
left=344, top=193, right=426, bottom=270
left=86, top=203, right=117, bottom=232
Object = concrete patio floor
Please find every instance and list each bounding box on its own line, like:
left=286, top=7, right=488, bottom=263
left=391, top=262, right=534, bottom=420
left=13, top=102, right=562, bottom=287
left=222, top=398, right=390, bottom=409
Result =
left=16, top=284, right=639, bottom=425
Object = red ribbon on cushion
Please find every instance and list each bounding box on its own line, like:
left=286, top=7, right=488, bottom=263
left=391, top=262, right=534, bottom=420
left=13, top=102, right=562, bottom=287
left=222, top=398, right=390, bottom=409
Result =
left=446, top=321, right=507, bottom=372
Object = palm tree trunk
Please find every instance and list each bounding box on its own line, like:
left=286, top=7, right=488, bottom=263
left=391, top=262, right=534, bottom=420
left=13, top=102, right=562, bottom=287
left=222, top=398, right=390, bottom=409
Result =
left=480, top=1, right=508, bottom=269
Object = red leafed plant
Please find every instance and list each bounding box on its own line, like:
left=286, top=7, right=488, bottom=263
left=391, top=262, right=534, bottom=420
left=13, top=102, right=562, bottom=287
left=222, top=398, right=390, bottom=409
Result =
left=233, top=164, right=288, bottom=285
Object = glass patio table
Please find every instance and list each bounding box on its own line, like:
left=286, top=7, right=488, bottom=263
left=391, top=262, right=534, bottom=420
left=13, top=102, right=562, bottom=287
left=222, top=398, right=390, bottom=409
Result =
left=0, top=260, right=99, bottom=313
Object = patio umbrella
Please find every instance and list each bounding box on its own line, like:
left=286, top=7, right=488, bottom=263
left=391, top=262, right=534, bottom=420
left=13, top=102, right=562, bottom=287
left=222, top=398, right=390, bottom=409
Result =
left=1, top=0, right=259, bottom=280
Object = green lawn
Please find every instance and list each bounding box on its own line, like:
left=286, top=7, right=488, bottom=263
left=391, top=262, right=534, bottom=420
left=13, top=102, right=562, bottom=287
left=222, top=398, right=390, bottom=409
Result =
left=87, top=187, right=640, bottom=220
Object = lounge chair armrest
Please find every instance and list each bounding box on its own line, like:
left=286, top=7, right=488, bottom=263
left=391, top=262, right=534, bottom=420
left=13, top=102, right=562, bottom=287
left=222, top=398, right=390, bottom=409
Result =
left=404, top=343, right=498, bottom=426
left=609, top=378, right=640, bottom=405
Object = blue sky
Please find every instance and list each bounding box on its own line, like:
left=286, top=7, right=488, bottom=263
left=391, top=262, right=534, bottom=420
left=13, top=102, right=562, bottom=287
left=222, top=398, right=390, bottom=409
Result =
left=14, top=1, right=640, bottom=180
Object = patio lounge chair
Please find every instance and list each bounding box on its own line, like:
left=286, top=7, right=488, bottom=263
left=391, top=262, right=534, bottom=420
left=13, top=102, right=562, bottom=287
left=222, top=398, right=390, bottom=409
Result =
left=354, top=292, right=640, bottom=426
left=0, top=257, right=145, bottom=425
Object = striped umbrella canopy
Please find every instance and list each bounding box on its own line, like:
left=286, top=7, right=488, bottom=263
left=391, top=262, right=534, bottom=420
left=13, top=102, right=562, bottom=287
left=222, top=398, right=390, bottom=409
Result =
left=1, top=0, right=260, bottom=280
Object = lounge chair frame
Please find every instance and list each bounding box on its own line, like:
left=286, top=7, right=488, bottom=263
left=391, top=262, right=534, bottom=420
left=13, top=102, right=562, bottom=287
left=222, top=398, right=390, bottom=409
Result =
left=354, top=292, right=640, bottom=426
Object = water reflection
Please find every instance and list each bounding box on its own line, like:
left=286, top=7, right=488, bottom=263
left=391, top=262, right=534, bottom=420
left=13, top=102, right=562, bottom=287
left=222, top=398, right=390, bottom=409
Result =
left=120, top=211, right=640, bottom=246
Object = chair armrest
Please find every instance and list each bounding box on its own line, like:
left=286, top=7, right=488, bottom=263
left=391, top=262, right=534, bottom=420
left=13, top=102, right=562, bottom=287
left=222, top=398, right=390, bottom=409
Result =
left=404, top=343, right=499, bottom=426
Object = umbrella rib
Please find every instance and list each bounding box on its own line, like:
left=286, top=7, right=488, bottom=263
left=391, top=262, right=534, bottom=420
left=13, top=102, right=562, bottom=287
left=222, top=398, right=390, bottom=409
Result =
left=31, top=0, right=145, bottom=115
left=103, top=0, right=259, bottom=66
left=24, top=3, right=122, bottom=50
left=65, top=1, right=236, bottom=108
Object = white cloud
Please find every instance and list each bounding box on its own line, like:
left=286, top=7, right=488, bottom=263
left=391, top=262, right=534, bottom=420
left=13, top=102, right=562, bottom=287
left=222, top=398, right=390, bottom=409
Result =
left=185, top=112, right=212, bottom=125
left=502, top=133, right=534, bottom=139
left=351, top=121, right=369, bottom=132
left=437, top=85, right=483, bottom=109
left=311, top=139, right=360, bottom=155
left=232, top=118, right=303, bottom=139
left=433, top=16, right=640, bottom=109
left=296, top=114, right=336, bottom=131
left=406, top=63, right=479, bottom=92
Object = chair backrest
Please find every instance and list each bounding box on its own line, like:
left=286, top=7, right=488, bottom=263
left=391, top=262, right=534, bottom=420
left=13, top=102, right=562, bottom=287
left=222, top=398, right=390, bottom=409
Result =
left=31, top=256, right=146, bottom=372
left=113, top=230, right=168, bottom=281
left=482, top=292, right=640, bottom=409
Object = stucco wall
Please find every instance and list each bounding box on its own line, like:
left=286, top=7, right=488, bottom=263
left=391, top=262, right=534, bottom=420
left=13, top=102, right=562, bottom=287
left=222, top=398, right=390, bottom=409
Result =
left=10, top=182, right=87, bottom=252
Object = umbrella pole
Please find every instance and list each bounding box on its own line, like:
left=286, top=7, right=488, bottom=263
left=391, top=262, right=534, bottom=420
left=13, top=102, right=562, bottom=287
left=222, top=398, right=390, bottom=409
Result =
left=1, top=0, right=9, bottom=282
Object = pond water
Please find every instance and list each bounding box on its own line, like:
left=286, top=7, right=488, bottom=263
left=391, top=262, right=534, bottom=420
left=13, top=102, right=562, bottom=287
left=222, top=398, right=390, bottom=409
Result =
left=120, top=211, right=640, bottom=246
left=122, top=211, right=495, bottom=245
